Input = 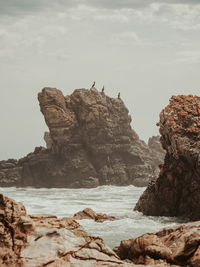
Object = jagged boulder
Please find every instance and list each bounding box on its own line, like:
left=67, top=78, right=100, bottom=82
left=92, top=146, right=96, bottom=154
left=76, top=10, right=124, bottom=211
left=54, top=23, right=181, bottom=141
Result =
left=135, top=95, right=200, bottom=220
left=0, top=194, right=27, bottom=266
left=114, top=221, right=200, bottom=266
left=73, top=208, right=116, bottom=222
left=0, top=87, right=164, bottom=188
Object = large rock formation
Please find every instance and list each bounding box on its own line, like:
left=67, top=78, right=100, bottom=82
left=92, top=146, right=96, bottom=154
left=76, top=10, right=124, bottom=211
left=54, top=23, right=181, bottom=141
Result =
left=0, top=193, right=136, bottom=266
left=114, top=221, right=200, bottom=266
left=0, top=87, right=164, bottom=188
left=135, top=95, right=200, bottom=220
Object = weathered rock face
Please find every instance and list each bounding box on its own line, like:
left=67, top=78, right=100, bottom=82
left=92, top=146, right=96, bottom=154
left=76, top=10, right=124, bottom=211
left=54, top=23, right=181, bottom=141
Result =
left=73, top=208, right=116, bottom=222
left=0, top=87, right=164, bottom=188
left=135, top=95, right=200, bottom=220
left=0, top=193, right=27, bottom=266
left=36, top=87, right=162, bottom=188
left=114, top=221, right=200, bottom=267
left=0, top=194, right=136, bottom=266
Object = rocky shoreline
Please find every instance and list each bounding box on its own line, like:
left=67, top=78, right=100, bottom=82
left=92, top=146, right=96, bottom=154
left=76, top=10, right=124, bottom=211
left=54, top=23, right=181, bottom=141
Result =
left=1, top=193, right=200, bottom=266
left=2, top=92, right=200, bottom=265
left=0, top=87, right=165, bottom=188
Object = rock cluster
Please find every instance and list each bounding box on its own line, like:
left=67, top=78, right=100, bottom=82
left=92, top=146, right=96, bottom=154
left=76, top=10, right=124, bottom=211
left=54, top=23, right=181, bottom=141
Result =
left=135, top=95, right=200, bottom=220
left=3, top=193, right=200, bottom=266
left=73, top=208, right=116, bottom=222
left=0, top=193, right=134, bottom=266
left=115, top=221, right=200, bottom=266
left=0, top=87, right=164, bottom=188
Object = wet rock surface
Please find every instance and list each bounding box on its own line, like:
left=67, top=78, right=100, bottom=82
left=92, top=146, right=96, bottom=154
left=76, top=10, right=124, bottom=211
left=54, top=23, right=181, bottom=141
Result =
left=135, top=95, right=200, bottom=220
left=115, top=221, right=200, bottom=267
left=4, top=193, right=200, bottom=267
left=0, top=87, right=164, bottom=188
left=73, top=208, right=116, bottom=222
left=0, top=194, right=138, bottom=266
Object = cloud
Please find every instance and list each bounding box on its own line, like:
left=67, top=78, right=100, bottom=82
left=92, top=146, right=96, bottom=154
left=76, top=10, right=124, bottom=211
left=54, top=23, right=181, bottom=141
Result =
left=0, top=9, right=71, bottom=63
left=0, top=0, right=84, bottom=16
left=0, top=0, right=200, bottom=17
left=1, top=0, right=199, bottom=66
left=151, top=3, right=200, bottom=30
left=0, top=0, right=48, bottom=16
left=0, top=0, right=200, bottom=64
left=1, top=0, right=200, bottom=35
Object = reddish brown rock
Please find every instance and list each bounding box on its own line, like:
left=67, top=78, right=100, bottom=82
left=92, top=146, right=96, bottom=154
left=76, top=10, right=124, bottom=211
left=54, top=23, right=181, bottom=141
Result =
left=114, top=221, right=200, bottom=267
left=0, top=87, right=164, bottom=188
left=73, top=208, right=116, bottom=222
left=0, top=193, right=27, bottom=266
left=4, top=193, right=200, bottom=267
left=0, top=194, right=137, bottom=266
left=135, top=95, right=200, bottom=220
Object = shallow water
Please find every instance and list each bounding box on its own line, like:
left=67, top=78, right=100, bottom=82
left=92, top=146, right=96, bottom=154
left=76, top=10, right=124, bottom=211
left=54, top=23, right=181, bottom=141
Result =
left=0, top=185, right=183, bottom=248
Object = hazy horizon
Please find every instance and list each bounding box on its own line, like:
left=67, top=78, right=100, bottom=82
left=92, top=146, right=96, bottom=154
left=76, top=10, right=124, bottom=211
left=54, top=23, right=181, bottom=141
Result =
left=1, top=0, right=200, bottom=160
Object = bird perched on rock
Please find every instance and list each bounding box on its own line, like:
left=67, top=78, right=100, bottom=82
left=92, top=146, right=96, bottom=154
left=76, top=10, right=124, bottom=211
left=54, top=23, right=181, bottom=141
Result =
left=118, top=92, right=120, bottom=99
left=91, top=81, right=95, bottom=88
left=102, top=86, right=104, bottom=93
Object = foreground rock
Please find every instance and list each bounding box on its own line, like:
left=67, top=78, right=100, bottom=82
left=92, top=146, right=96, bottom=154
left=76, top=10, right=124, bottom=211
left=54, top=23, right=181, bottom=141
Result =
left=0, top=193, right=136, bottom=266
left=115, top=221, right=200, bottom=266
left=0, top=87, right=164, bottom=188
left=73, top=208, right=116, bottom=222
left=135, top=95, right=200, bottom=220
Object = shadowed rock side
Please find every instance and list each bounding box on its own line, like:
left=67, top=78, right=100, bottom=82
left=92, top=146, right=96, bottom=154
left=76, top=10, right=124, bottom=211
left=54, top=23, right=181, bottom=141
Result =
left=0, top=87, right=164, bottom=188
left=114, top=221, right=200, bottom=266
left=148, top=136, right=165, bottom=166
left=0, top=193, right=138, bottom=266
left=135, top=95, right=200, bottom=220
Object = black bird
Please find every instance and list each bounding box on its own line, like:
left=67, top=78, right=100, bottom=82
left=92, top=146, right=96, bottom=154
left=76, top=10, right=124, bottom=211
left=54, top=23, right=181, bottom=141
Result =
left=118, top=92, right=120, bottom=99
left=91, top=81, right=95, bottom=88
left=102, top=86, right=104, bottom=93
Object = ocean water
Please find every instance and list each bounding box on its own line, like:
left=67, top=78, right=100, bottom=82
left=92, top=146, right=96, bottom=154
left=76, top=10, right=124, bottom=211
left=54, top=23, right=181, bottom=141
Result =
left=1, top=186, right=183, bottom=248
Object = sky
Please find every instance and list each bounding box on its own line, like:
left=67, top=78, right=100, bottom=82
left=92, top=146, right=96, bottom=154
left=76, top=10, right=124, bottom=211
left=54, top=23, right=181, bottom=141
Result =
left=0, top=0, right=200, bottom=160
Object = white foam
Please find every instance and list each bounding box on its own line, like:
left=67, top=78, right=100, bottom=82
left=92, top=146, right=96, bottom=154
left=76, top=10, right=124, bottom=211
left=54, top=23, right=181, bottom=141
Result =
left=0, top=185, right=182, bottom=248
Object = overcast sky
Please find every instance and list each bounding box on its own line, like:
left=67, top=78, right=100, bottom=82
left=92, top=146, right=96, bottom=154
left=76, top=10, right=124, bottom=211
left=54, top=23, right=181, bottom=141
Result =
left=1, top=0, right=200, bottom=160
